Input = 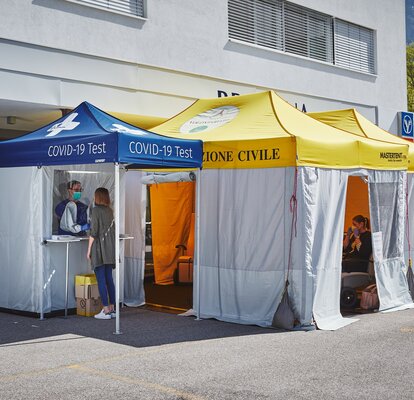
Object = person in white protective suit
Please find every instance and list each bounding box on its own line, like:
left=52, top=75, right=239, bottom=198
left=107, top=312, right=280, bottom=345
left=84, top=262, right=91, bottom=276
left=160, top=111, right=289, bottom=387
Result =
left=55, top=180, right=90, bottom=236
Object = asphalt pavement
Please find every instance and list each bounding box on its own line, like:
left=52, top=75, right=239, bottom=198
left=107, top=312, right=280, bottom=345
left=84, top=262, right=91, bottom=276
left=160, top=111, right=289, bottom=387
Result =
left=1, top=306, right=414, bottom=399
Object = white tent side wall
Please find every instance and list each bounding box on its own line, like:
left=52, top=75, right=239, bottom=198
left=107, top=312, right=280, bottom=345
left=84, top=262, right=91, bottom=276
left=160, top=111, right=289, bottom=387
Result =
left=299, top=168, right=357, bottom=330
left=195, top=166, right=413, bottom=330
left=194, top=166, right=353, bottom=328
left=195, top=168, right=292, bottom=327
left=0, top=166, right=43, bottom=313
left=367, top=169, right=414, bottom=312
left=123, top=170, right=146, bottom=307
left=405, top=173, right=414, bottom=266
left=195, top=166, right=357, bottom=329
left=2, top=163, right=411, bottom=324
left=0, top=163, right=132, bottom=314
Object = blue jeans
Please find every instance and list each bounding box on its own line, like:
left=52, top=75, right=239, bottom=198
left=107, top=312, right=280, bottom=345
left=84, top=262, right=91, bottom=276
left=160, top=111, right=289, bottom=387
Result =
left=94, top=264, right=115, bottom=307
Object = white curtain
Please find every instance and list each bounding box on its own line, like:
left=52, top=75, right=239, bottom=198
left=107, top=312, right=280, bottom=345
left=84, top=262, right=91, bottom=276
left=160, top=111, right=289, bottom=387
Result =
left=0, top=167, right=43, bottom=312
left=196, top=168, right=291, bottom=326
left=123, top=171, right=146, bottom=306
left=367, top=170, right=414, bottom=312
left=299, top=167, right=358, bottom=330
left=405, top=174, right=414, bottom=267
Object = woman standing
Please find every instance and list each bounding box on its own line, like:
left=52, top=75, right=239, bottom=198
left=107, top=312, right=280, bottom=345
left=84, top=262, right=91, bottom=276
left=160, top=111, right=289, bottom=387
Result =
left=87, top=187, right=116, bottom=320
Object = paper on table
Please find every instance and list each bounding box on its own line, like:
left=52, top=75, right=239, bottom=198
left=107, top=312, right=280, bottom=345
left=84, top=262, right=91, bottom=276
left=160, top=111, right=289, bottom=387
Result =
left=52, top=235, right=74, bottom=240
left=371, top=231, right=383, bottom=263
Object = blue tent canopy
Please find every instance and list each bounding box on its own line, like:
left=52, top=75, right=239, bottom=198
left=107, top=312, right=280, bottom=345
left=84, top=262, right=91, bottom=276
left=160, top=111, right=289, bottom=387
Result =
left=0, top=102, right=203, bottom=169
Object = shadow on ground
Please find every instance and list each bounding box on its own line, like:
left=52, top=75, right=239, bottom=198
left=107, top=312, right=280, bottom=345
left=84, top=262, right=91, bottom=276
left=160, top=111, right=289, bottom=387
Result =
left=0, top=306, right=280, bottom=348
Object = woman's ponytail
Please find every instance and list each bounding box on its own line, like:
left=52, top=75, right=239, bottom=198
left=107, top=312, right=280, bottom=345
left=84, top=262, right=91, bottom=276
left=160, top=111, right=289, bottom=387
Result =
left=353, top=214, right=370, bottom=230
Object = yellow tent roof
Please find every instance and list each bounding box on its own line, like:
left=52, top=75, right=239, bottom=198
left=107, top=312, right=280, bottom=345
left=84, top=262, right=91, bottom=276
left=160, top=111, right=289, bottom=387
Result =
left=151, top=91, right=408, bottom=170
left=308, top=108, right=414, bottom=172
left=109, top=112, right=167, bottom=130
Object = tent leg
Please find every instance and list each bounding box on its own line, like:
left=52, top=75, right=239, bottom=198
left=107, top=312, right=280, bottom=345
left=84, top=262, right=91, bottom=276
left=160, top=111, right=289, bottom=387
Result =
left=40, top=170, right=45, bottom=321
left=195, top=168, right=202, bottom=321
left=40, top=252, right=45, bottom=320
left=114, top=163, right=122, bottom=335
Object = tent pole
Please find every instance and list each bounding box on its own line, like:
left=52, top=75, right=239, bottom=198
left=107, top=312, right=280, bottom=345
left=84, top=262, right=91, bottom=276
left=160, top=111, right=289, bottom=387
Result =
left=114, top=162, right=122, bottom=335
left=195, top=168, right=202, bottom=320
left=39, top=167, right=45, bottom=321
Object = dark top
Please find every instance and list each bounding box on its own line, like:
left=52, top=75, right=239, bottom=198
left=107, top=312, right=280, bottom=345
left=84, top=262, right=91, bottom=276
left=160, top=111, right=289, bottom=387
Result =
left=55, top=199, right=88, bottom=236
left=90, top=205, right=115, bottom=269
left=343, top=231, right=372, bottom=260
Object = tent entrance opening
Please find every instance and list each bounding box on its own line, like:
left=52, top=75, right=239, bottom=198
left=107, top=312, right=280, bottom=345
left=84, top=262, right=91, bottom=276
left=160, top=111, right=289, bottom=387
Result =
left=340, top=175, right=375, bottom=311
left=144, top=182, right=195, bottom=312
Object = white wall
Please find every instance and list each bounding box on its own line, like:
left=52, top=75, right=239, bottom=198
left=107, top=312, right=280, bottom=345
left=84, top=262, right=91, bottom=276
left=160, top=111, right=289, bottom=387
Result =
left=0, top=0, right=407, bottom=133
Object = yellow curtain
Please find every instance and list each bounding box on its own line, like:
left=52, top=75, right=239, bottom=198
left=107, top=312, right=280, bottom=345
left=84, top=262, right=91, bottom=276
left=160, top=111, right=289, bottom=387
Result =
left=150, top=182, right=195, bottom=284
left=344, top=176, right=370, bottom=231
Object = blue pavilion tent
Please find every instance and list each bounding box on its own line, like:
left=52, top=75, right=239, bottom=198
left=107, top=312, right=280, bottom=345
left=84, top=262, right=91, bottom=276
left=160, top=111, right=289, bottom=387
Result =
left=0, top=102, right=203, bottom=333
left=0, top=101, right=202, bottom=168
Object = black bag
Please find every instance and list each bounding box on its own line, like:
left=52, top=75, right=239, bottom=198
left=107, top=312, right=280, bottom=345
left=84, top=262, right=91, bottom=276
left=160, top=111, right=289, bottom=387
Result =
left=272, top=282, right=295, bottom=330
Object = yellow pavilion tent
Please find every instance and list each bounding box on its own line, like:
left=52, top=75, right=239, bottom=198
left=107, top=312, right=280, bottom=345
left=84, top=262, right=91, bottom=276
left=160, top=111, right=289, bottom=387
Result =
left=152, top=91, right=408, bottom=170
left=146, top=91, right=413, bottom=330
left=307, top=108, right=414, bottom=172
left=308, top=108, right=414, bottom=280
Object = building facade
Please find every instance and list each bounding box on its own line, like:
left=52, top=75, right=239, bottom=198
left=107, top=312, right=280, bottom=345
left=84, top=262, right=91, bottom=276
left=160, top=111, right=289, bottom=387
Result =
left=0, top=0, right=407, bottom=138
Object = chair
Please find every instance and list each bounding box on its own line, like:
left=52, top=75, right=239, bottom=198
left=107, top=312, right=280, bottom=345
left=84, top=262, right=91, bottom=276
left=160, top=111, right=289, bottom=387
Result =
left=174, top=213, right=195, bottom=284
left=340, top=255, right=375, bottom=308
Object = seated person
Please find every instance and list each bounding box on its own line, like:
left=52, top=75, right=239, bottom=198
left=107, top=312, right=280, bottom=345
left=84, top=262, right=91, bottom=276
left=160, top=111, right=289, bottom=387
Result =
left=342, top=214, right=372, bottom=273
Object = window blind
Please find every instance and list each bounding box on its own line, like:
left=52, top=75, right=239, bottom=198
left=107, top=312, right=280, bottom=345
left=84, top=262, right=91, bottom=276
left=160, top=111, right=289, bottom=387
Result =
left=284, top=2, right=333, bottom=62
left=75, top=0, right=144, bottom=17
left=228, top=0, right=283, bottom=51
left=334, top=19, right=375, bottom=74
left=228, top=0, right=375, bottom=74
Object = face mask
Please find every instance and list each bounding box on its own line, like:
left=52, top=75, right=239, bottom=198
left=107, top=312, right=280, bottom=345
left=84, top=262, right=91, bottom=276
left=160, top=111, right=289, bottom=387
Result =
left=73, top=191, right=82, bottom=201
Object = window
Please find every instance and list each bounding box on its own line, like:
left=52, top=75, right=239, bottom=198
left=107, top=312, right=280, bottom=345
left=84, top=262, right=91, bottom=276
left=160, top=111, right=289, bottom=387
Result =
left=70, top=0, right=144, bottom=17
left=228, top=0, right=375, bottom=74
left=334, top=19, right=375, bottom=74
left=284, top=2, right=333, bottom=62
left=228, top=0, right=283, bottom=50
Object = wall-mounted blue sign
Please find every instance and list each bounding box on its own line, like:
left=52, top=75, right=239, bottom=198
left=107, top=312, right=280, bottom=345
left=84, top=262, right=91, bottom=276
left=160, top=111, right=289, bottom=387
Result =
left=400, top=112, right=414, bottom=139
